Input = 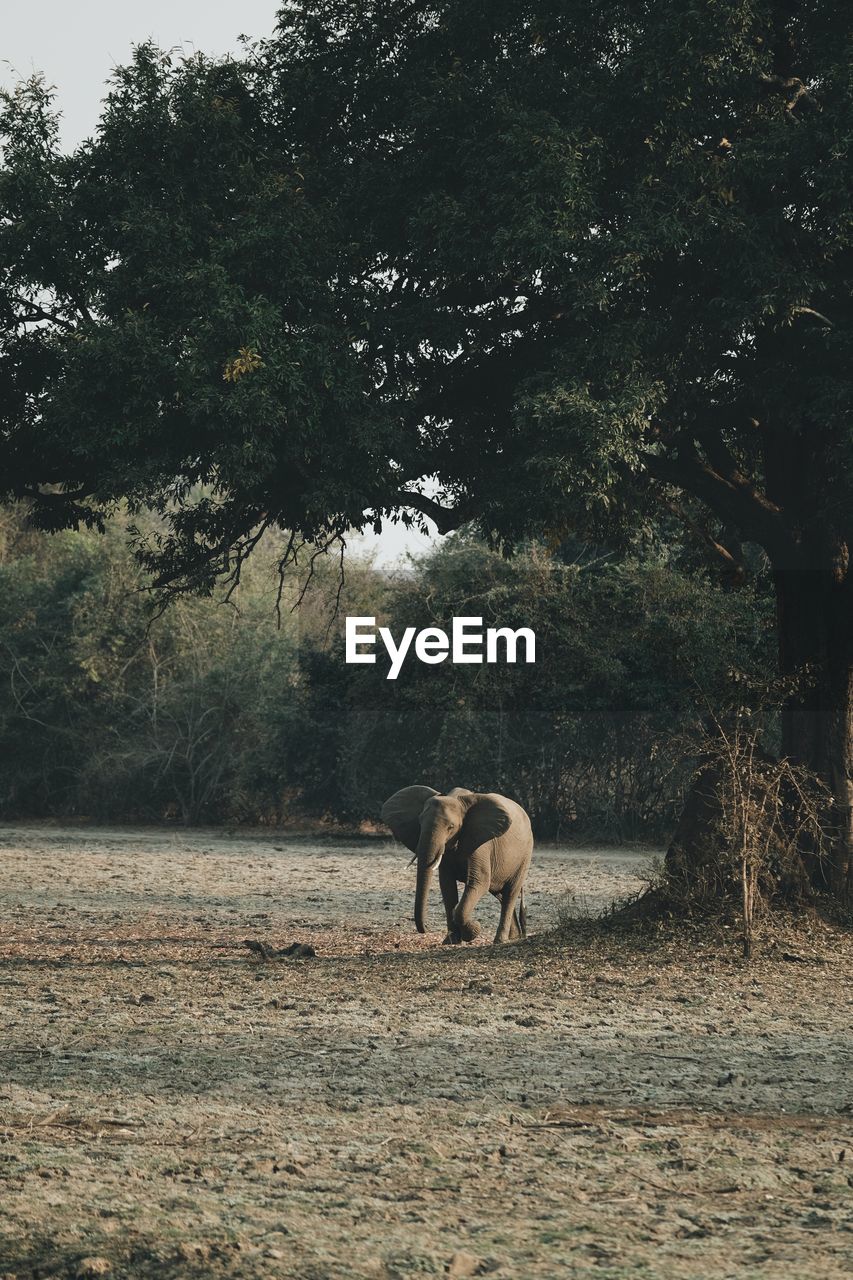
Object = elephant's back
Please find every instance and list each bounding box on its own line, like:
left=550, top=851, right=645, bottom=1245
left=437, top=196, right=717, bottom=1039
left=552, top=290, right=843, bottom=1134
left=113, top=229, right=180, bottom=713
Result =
left=485, top=792, right=534, bottom=845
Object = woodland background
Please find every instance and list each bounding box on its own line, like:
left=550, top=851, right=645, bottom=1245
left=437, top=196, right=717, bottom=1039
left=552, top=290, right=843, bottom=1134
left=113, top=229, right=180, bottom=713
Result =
left=0, top=505, right=772, bottom=837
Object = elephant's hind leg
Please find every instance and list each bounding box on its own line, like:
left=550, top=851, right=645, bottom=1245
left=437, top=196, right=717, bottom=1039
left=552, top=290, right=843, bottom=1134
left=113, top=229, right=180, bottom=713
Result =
left=495, top=882, right=524, bottom=944
left=510, top=890, right=527, bottom=939
left=518, top=889, right=528, bottom=937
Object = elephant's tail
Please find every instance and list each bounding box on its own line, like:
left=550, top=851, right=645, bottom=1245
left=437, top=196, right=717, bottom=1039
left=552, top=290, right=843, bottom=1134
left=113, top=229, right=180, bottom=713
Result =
left=518, top=889, right=527, bottom=938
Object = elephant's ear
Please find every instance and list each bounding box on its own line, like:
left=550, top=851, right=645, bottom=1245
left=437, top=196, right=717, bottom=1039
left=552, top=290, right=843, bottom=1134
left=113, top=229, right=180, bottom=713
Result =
left=381, top=785, right=438, bottom=855
left=457, top=792, right=512, bottom=855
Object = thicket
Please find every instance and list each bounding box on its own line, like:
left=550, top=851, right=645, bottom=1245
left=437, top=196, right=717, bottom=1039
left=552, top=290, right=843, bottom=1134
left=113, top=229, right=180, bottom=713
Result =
left=0, top=509, right=773, bottom=837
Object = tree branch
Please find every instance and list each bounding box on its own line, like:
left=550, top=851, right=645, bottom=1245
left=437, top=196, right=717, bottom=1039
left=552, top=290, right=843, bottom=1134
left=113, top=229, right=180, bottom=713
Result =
left=664, top=500, right=747, bottom=587
left=17, top=485, right=90, bottom=503
left=758, top=72, right=818, bottom=114
left=13, top=299, right=76, bottom=331
left=791, top=305, right=834, bottom=328
left=641, top=448, right=797, bottom=564
left=391, top=491, right=474, bottom=535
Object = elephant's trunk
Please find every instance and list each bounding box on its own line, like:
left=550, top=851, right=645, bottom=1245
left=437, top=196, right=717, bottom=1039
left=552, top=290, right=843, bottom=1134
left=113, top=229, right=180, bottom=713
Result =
left=414, top=835, right=442, bottom=934
left=414, top=861, right=432, bottom=934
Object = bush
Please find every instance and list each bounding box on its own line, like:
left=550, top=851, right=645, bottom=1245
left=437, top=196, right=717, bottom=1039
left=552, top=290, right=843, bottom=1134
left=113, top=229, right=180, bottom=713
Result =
left=0, top=509, right=774, bottom=835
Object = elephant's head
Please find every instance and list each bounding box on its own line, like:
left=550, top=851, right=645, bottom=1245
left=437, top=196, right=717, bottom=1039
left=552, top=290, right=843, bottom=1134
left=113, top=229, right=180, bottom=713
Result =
left=381, top=784, right=511, bottom=934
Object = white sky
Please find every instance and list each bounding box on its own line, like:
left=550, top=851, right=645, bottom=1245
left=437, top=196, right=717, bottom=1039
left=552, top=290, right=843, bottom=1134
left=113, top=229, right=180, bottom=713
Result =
left=2, top=1, right=439, bottom=565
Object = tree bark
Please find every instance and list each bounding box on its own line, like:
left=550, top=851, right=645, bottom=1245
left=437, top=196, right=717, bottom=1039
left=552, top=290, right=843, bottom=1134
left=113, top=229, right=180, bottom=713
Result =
left=664, top=755, right=725, bottom=890
left=665, top=554, right=852, bottom=907
left=775, top=560, right=853, bottom=901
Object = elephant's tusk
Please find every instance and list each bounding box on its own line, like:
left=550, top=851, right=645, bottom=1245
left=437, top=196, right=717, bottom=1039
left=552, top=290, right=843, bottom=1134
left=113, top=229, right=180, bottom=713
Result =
left=407, top=853, right=418, bottom=867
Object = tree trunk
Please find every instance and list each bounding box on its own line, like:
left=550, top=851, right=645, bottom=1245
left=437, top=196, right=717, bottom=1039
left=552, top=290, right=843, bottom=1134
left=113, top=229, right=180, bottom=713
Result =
left=664, top=754, right=725, bottom=891
left=665, top=556, right=852, bottom=907
left=775, top=561, right=853, bottom=902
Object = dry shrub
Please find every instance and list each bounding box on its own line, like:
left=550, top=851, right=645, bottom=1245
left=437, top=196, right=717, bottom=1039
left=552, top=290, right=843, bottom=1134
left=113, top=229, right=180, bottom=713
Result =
left=660, top=707, right=833, bottom=956
left=553, top=885, right=598, bottom=928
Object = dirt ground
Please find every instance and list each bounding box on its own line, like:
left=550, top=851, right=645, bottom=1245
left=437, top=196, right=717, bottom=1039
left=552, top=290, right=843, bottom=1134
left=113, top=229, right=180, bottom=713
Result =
left=1, top=825, right=851, bottom=1280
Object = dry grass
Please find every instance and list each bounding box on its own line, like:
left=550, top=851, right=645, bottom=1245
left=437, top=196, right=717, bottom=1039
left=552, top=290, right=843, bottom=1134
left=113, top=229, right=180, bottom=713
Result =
left=0, top=825, right=851, bottom=1279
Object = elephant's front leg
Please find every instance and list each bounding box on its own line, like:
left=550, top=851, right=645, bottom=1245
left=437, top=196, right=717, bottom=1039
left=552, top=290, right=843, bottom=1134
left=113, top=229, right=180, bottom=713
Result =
left=453, top=852, right=490, bottom=942
left=439, top=860, right=461, bottom=944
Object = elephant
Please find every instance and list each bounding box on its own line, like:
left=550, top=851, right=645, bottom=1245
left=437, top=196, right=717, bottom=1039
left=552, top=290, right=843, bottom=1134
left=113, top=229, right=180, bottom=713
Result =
left=380, top=784, right=533, bottom=944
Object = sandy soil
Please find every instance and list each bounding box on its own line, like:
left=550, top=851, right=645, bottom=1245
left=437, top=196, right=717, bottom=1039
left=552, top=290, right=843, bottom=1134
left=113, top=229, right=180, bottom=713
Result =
left=0, top=824, right=851, bottom=1279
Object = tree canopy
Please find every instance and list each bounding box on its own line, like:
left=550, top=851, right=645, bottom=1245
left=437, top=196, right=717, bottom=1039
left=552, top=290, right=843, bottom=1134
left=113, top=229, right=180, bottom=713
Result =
left=1, top=46, right=396, bottom=594
left=2, top=2, right=849, bottom=580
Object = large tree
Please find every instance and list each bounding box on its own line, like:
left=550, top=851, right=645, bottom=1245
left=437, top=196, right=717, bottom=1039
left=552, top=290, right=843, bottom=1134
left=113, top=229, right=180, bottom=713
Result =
left=1, top=2, right=851, bottom=895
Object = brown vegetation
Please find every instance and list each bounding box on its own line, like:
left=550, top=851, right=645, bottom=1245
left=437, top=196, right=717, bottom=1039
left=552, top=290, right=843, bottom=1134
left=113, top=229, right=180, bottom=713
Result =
left=1, top=827, right=851, bottom=1279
